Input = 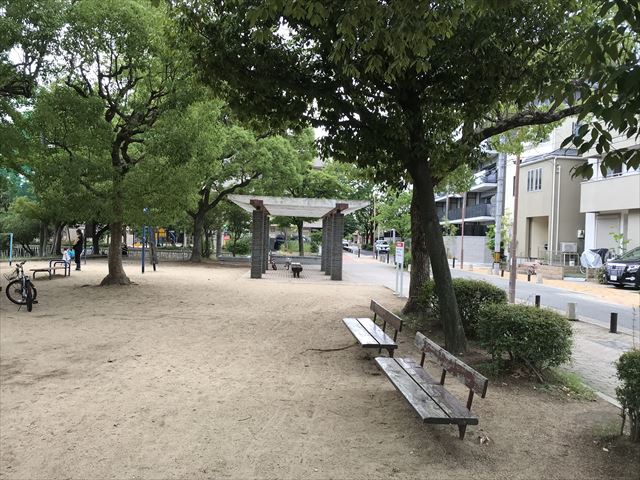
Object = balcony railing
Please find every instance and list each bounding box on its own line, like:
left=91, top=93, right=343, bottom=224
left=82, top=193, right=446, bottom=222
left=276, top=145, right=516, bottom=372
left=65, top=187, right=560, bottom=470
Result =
left=439, top=203, right=495, bottom=221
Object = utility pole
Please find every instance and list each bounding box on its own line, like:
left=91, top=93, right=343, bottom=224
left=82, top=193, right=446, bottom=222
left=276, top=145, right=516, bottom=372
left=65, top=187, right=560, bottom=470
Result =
left=460, top=192, right=466, bottom=269
left=493, top=153, right=506, bottom=275
left=508, top=153, right=522, bottom=303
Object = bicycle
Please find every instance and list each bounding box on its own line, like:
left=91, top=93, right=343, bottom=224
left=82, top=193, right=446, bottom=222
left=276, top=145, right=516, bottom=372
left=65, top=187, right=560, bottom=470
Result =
left=4, top=261, right=37, bottom=312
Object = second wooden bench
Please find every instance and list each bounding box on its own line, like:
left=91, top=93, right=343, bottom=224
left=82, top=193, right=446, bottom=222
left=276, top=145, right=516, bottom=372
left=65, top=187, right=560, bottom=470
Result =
left=375, top=332, right=488, bottom=440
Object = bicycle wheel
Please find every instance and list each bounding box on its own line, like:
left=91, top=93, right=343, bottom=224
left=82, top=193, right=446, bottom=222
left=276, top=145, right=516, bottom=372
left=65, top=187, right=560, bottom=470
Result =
left=5, top=279, right=25, bottom=305
left=25, top=282, right=33, bottom=312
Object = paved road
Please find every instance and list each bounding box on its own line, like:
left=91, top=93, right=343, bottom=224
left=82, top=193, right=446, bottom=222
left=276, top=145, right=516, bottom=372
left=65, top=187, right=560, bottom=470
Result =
left=343, top=252, right=638, bottom=331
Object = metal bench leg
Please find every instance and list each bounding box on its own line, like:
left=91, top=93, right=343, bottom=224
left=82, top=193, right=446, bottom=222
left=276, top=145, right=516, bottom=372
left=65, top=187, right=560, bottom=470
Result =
left=458, top=425, right=467, bottom=440
left=388, top=348, right=394, bottom=358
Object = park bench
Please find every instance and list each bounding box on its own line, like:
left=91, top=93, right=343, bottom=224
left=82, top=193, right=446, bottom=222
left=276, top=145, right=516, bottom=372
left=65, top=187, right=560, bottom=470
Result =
left=30, top=260, right=71, bottom=280
left=375, top=332, right=488, bottom=440
left=291, top=262, right=303, bottom=278
left=342, top=299, right=403, bottom=357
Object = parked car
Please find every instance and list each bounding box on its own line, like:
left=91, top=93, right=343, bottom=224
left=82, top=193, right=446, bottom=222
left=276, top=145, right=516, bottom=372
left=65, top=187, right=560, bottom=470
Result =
left=605, top=246, right=640, bottom=289
left=342, top=239, right=349, bottom=250
left=375, top=240, right=390, bottom=253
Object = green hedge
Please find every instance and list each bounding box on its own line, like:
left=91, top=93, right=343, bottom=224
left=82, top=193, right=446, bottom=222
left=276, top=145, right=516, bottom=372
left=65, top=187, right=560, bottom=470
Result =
left=477, top=304, right=572, bottom=373
left=419, top=278, right=507, bottom=337
left=616, top=349, right=640, bottom=442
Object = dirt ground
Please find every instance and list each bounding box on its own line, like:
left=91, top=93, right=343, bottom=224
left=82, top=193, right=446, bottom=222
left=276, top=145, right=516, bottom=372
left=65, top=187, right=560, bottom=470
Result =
left=1, top=259, right=639, bottom=480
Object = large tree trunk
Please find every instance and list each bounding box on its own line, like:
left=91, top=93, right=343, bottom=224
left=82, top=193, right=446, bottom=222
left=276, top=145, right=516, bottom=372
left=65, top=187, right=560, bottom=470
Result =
left=101, top=177, right=131, bottom=286
left=402, top=191, right=431, bottom=314
left=51, top=222, right=64, bottom=256
left=296, top=220, right=304, bottom=256
left=39, top=222, right=48, bottom=257
left=409, top=159, right=467, bottom=353
left=100, top=221, right=130, bottom=285
left=190, top=211, right=205, bottom=262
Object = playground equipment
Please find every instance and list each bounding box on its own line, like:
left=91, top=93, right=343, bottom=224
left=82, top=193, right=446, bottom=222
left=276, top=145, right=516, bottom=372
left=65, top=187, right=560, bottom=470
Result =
left=1, top=233, right=14, bottom=265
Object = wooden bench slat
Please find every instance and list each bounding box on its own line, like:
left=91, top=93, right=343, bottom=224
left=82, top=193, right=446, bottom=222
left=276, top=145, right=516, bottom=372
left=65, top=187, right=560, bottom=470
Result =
left=356, top=318, right=396, bottom=348
left=415, top=332, right=489, bottom=397
left=396, top=358, right=478, bottom=424
left=342, top=318, right=381, bottom=347
left=375, top=357, right=453, bottom=423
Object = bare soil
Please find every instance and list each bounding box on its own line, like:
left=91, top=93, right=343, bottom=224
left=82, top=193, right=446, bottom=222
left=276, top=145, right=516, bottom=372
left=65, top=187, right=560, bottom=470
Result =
left=1, top=260, right=638, bottom=480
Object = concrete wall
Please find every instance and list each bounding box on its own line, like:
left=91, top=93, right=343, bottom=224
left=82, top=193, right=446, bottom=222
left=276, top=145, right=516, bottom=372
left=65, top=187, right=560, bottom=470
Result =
left=580, top=172, right=640, bottom=213
left=443, top=235, right=493, bottom=264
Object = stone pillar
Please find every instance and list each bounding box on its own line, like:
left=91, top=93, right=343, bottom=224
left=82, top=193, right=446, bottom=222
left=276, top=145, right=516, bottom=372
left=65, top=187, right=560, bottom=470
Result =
left=251, top=209, right=264, bottom=279
left=331, top=212, right=344, bottom=280
left=215, top=230, right=222, bottom=257
left=325, top=214, right=333, bottom=276
left=320, top=217, right=327, bottom=272
left=263, top=214, right=269, bottom=273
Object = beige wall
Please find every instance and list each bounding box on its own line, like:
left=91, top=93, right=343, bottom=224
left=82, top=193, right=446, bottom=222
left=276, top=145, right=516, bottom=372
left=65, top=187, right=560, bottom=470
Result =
left=629, top=210, right=640, bottom=250
left=557, top=159, right=585, bottom=248
left=595, top=214, right=621, bottom=250
left=581, top=172, right=640, bottom=213
left=526, top=216, right=549, bottom=258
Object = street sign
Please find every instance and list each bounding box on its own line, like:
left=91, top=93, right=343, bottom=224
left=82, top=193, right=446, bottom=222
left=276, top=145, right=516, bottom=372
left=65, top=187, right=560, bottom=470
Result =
left=395, top=241, right=404, bottom=265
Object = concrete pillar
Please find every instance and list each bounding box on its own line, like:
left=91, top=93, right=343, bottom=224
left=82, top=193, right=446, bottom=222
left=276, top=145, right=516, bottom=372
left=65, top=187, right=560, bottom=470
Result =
left=584, top=212, right=596, bottom=250
left=325, top=214, right=333, bottom=276
left=251, top=209, right=264, bottom=279
left=320, top=217, right=327, bottom=272
left=331, top=212, right=344, bottom=281
left=262, top=213, right=269, bottom=273
left=215, top=230, right=222, bottom=257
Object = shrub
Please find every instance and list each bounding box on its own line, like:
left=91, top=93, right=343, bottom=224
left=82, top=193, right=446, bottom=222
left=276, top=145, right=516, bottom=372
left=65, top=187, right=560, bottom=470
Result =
left=419, top=278, right=507, bottom=337
left=616, top=349, right=640, bottom=442
left=227, top=237, right=251, bottom=256
left=477, top=304, right=572, bottom=375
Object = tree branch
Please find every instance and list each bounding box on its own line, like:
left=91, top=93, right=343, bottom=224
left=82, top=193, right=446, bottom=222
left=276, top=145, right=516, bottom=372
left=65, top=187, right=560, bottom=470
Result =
left=467, top=105, right=582, bottom=144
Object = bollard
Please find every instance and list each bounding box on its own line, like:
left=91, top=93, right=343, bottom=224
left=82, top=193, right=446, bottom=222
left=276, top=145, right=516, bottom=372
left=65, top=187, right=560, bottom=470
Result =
left=527, top=272, right=531, bottom=282
left=567, top=302, right=577, bottom=321
left=452, top=257, right=456, bottom=269
left=501, top=269, right=504, bottom=277
left=357, top=247, right=360, bottom=258
left=610, top=312, right=618, bottom=334
left=535, top=295, right=540, bottom=308
left=386, top=252, right=390, bottom=264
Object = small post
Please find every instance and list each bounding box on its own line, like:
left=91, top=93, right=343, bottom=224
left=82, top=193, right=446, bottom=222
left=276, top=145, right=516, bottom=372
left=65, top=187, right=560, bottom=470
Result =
left=610, top=312, right=618, bottom=334
left=357, top=246, right=360, bottom=258
left=501, top=268, right=504, bottom=277
left=567, top=302, right=577, bottom=321
left=452, top=257, right=456, bottom=269
left=535, top=295, right=540, bottom=308
left=386, top=252, right=390, bottom=264
left=141, top=225, right=146, bottom=274
left=527, top=272, right=531, bottom=282
left=8, top=233, right=13, bottom=266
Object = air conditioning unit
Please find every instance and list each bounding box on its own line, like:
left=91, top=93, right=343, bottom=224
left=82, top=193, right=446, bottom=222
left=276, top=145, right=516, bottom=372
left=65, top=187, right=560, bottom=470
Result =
left=560, top=242, right=578, bottom=253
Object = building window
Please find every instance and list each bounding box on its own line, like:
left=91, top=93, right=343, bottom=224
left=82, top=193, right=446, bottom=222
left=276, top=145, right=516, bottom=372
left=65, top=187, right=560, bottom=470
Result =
left=527, top=168, right=542, bottom=192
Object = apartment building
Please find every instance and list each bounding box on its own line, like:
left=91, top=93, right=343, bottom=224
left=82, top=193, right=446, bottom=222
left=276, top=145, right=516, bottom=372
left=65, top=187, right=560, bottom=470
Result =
left=435, top=155, right=502, bottom=263
left=580, top=134, right=640, bottom=252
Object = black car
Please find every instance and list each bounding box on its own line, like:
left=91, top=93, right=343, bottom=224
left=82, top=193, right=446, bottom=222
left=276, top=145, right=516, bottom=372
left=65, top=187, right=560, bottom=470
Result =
left=605, top=246, right=640, bottom=289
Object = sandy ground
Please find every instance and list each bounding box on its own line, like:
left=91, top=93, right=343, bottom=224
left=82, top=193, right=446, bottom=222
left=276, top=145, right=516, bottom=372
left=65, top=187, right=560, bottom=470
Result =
left=1, top=259, right=639, bottom=480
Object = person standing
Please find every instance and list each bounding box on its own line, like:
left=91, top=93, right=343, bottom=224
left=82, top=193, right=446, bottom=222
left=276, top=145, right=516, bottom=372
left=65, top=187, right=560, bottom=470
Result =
left=72, top=229, right=84, bottom=271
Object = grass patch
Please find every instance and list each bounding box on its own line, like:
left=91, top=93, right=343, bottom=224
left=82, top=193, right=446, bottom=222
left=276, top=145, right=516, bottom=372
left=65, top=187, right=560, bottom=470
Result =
left=542, top=369, right=597, bottom=401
